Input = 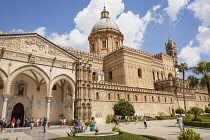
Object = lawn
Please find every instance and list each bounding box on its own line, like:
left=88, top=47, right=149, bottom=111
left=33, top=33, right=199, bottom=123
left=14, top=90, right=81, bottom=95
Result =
left=51, top=132, right=166, bottom=140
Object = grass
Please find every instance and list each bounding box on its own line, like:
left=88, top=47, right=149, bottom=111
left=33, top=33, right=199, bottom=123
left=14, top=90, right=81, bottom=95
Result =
left=51, top=132, right=151, bottom=140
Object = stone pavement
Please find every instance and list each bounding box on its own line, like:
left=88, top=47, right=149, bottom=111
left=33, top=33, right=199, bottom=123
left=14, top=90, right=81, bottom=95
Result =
left=0, top=120, right=210, bottom=140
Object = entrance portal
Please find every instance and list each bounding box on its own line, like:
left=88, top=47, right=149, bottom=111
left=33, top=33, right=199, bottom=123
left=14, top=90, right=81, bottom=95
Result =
left=11, top=103, right=24, bottom=127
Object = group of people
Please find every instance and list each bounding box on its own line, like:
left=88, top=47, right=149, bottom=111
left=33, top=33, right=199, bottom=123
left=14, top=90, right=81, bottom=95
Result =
left=1, top=117, right=47, bottom=133
left=74, top=117, right=97, bottom=132
left=59, top=117, right=67, bottom=128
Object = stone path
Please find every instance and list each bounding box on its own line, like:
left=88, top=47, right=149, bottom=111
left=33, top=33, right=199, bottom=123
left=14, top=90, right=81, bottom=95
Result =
left=0, top=120, right=210, bottom=140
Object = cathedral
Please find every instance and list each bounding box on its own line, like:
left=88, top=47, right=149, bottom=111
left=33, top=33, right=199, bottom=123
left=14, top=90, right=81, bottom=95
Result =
left=0, top=7, right=209, bottom=124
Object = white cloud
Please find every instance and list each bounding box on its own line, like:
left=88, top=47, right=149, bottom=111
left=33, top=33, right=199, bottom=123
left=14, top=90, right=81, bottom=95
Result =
left=164, top=0, right=190, bottom=21
left=33, top=27, right=46, bottom=37
left=10, top=29, right=25, bottom=34
left=9, top=0, right=161, bottom=51
left=188, top=0, right=210, bottom=26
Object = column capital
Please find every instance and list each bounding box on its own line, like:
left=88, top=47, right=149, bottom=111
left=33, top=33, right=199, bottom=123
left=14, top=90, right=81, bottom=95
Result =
left=2, top=94, right=10, bottom=98
left=46, top=96, right=53, bottom=102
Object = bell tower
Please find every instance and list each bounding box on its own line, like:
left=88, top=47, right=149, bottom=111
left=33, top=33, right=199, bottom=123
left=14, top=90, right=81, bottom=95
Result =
left=88, top=7, right=124, bottom=55
left=165, top=37, right=178, bottom=66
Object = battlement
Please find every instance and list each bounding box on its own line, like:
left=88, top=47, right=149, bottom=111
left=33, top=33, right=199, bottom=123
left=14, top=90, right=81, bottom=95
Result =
left=92, top=80, right=173, bottom=95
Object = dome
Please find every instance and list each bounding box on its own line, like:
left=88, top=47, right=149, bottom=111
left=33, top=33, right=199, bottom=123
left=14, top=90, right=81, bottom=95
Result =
left=91, top=7, right=120, bottom=33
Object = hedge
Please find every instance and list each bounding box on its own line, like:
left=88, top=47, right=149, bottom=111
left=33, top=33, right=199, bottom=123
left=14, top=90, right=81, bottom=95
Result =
left=184, top=120, right=210, bottom=128
left=155, top=116, right=177, bottom=120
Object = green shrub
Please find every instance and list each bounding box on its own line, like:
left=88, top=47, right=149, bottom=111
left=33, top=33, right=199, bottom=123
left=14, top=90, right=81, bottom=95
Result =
left=184, top=120, right=210, bottom=128
left=191, top=118, right=202, bottom=121
left=178, top=129, right=202, bottom=140
left=66, top=126, right=85, bottom=136
left=112, top=126, right=121, bottom=132
left=176, top=108, right=185, bottom=115
left=155, top=116, right=176, bottom=120
left=113, top=99, right=135, bottom=117
left=106, top=114, right=112, bottom=123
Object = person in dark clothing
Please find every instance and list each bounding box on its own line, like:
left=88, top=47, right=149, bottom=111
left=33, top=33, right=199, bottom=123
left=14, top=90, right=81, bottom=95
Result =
left=42, top=117, right=47, bottom=132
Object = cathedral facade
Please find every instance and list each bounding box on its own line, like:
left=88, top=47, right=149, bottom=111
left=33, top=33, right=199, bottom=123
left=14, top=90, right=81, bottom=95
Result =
left=0, top=8, right=209, bottom=124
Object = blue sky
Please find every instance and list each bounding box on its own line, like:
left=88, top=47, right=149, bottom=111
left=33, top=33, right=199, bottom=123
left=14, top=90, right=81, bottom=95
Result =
left=0, top=0, right=210, bottom=68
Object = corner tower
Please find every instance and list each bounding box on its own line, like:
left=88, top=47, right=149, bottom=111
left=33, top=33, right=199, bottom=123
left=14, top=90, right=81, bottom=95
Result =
left=165, top=37, right=178, bottom=66
left=88, top=7, right=124, bottom=55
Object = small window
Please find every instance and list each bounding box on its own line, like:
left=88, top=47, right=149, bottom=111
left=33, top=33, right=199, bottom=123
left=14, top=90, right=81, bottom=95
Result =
left=171, top=98, right=173, bottom=103
left=135, top=95, right=138, bottom=101
left=165, top=97, right=167, bottom=102
left=138, top=69, right=142, bottom=78
left=199, top=96, right=201, bottom=101
left=153, top=71, right=155, bottom=81
left=108, top=93, right=111, bottom=100
left=127, top=95, right=130, bottom=101
left=109, top=71, right=112, bottom=80
left=96, top=92, right=99, bottom=100
left=115, top=42, right=118, bottom=48
left=158, top=97, right=160, bottom=102
left=144, top=96, right=147, bottom=102
left=92, top=72, right=97, bottom=81
left=102, top=41, right=106, bottom=48
left=92, top=44, right=95, bottom=51
left=17, top=83, right=25, bottom=95
left=157, top=72, right=159, bottom=80
left=117, top=94, right=120, bottom=100
left=204, top=96, right=206, bottom=101
left=161, top=73, right=164, bottom=80
left=52, top=85, right=57, bottom=90
left=152, top=96, right=154, bottom=102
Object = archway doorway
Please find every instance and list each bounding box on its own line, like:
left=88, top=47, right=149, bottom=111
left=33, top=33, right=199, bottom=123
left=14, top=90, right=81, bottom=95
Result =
left=11, top=103, right=24, bottom=127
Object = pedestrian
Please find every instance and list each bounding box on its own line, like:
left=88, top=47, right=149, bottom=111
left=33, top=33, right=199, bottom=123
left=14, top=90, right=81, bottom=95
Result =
left=125, top=115, right=128, bottom=124
left=135, top=115, right=138, bottom=124
left=90, top=117, right=96, bottom=132
left=30, top=117, right=34, bottom=129
left=63, top=117, right=66, bottom=128
left=115, top=115, right=120, bottom=127
left=42, top=117, right=47, bottom=132
left=16, top=118, right=21, bottom=128
left=177, top=115, right=184, bottom=132
left=36, top=118, right=39, bottom=127
left=142, top=116, right=147, bottom=129
left=38, top=118, right=42, bottom=130
left=11, top=117, right=16, bottom=128
left=74, top=117, right=80, bottom=127
left=3, top=118, right=7, bottom=131
left=60, top=117, right=63, bottom=127
left=127, top=116, right=130, bottom=125
left=24, top=118, right=28, bottom=127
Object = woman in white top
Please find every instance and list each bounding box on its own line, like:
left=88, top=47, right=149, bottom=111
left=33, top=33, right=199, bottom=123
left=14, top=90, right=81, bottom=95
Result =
left=63, top=117, right=66, bottom=127
left=36, top=118, right=39, bottom=127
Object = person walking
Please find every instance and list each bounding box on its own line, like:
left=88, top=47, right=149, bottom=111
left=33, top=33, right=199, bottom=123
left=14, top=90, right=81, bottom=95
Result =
left=177, top=115, right=184, bottom=132
left=24, top=118, right=28, bottom=127
left=16, top=118, right=21, bottom=128
left=42, top=117, right=47, bottom=132
left=90, top=117, right=96, bottom=132
left=74, top=117, right=80, bottom=127
left=63, top=117, right=66, bottom=128
left=36, top=118, right=39, bottom=127
left=11, top=117, right=16, bottom=128
left=125, top=115, right=128, bottom=125
left=142, top=116, right=147, bottom=129
left=60, top=117, right=63, bottom=128
left=3, top=118, right=7, bottom=131
left=115, top=115, right=120, bottom=127
left=30, top=117, right=34, bottom=129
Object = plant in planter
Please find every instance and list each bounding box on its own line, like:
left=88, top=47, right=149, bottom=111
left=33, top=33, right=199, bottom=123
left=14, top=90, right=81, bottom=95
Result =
left=47, top=122, right=52, bottom=128
left=70, top=119, right=75, bottom=126
left=84, top=121, right=90, bottom=126
left=106, top=114, right=112, bottom=123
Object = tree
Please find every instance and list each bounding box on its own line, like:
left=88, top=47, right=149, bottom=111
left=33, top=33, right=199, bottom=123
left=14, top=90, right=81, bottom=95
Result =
left=176, top=63, right=189, bottom=111
left=187, top=75, right=199, bottom=89
left=113, top=99, right=135, bottom=117
left=205, top=107, right=210, bottom=114
left=190, top=107, right=203, bottom=118
left=191, top=61, right=210, bottom=97
left=175, top=108, right=185, bottom=115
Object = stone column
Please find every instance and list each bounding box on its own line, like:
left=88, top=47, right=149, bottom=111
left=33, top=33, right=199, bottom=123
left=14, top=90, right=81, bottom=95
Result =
left=46, top=97, right=52, bottom=122
left=72, top=96, right=75, bottom=119
left=1, top=96, right=9, bottom=119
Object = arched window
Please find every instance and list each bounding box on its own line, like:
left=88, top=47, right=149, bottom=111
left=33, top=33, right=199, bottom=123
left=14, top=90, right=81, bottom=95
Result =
left=152, top=96, right=154, bottom=102
left=96, top=92, right=99, bottom=100
left=168, top=73, right=173, bottom=79
left=92, top=72, right=97, bottom=81
left=157, top=72, right=159, bottom=80
left=144, top=96, right=147, bottom=102
left=109, top=71, right=112, bottom=80
left=152, top=71, right=155, bottom=81
left=127, top=95, right=130, bottom=101
left=115, top=42, right=118, bottom=48
left=117, top=94, right=120, bottom=100
left=204, top=96, right=206, bottom=101
left=92, top=44, right=95, bottom=51
left=102, top=41, right=106, bottom=48
left=108, top=93, right=111, bottom=100
left=52, top=84, right=57, bottom=90
left=135, top=95, right=138, bottom=101
left=171, top=98, right=173, bottom=103
left=165, top=97, right=167, bottom=102
left=138, top=68, right=142, bottom=78
left=199, top=96, right=201, bottom=101
left=158, top=97, right=160, bottom=102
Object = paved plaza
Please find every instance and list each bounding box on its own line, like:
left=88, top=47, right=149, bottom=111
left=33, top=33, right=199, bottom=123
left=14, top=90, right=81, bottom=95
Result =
left=0, top=120, right=210, bottom=140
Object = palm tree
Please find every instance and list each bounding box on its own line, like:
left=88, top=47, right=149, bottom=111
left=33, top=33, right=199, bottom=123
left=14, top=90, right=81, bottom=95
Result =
left=176, top=63, right=189, bottom=111
left=190, top=107, right=203, bottom=118
left=191, top=61, right=210, bottom=97
left=187, top=75, right=199, bottom=89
